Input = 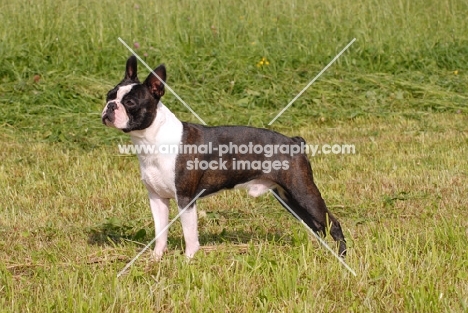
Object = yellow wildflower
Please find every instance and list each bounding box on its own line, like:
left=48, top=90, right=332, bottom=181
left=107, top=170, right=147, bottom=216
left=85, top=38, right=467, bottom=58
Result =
left=257, top=57, right=270, bottom=67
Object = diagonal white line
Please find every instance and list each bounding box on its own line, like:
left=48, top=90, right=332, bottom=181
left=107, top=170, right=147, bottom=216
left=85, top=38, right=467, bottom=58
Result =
left=269, top=189, right=357, bottom=276
left=118, top=37, right=207, bottom=125
left=268, top=38, right=356, bottom=125
left=117, top=189, right=206, bottom=278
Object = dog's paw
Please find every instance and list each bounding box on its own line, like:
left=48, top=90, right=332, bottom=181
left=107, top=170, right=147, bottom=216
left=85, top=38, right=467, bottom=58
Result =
left=184, top=242, right=200, bottom=259
left=152, top=248, right=166, bottom=261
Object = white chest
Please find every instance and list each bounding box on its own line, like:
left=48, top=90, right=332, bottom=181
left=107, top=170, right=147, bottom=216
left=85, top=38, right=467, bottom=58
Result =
left=138, top=153, right=178, bottom=198
left=130, top=102, right=183, bottom=199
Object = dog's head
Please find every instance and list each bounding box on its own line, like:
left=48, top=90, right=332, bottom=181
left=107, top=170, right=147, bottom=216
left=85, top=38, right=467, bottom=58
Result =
left=101, top=56, right=166, bottom=132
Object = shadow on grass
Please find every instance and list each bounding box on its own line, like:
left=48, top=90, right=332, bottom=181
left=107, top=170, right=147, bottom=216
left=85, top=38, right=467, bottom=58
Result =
left=87, top=217, right=149, bottom=246
left=87, top=217, right=291, bottom=248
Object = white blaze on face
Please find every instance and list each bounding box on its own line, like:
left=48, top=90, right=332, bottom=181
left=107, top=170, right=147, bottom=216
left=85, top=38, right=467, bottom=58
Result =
left=103, top=83, right=136, bottom=129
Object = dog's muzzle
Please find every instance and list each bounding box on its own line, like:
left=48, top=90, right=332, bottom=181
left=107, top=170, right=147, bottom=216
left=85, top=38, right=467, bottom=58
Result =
left=102, top=101, right=117, bottom=125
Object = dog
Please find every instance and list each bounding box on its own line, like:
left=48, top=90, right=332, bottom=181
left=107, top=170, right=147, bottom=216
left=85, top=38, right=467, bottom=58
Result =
left=102, top=56, right=347, bottom=260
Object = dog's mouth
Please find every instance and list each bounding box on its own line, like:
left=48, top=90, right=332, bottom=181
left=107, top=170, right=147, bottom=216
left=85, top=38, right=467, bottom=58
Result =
left=102, top=114, right=113, bottom=126
left=102, top=114, right=131, bottom=132
left=101, top=114, right=109, bottom=125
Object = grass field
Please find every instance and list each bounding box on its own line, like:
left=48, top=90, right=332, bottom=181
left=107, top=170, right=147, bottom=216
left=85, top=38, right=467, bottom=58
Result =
left=1, top=0, right=467, bottom=311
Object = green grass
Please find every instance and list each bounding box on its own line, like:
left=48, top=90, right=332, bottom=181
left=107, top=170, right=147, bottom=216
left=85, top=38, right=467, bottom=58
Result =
left=1, top=0, right=467, bottom=311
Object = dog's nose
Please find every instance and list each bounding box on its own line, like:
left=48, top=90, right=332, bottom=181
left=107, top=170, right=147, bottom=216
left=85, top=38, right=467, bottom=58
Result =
left=107, top=101, right=117, bottom=111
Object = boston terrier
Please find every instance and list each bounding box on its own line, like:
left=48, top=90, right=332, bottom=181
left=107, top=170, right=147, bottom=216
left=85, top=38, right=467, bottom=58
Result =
left=102, top=56, right=347, bottom=260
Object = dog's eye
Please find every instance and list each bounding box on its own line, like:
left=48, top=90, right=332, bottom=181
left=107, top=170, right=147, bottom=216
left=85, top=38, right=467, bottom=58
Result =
left=124, top=99, right=136, bottom=107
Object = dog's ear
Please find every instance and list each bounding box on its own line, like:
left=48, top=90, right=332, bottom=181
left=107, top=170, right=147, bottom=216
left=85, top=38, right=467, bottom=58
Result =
left=124, top=55, right=138, bottom=81
left=144, top=64, right=166, bottom=98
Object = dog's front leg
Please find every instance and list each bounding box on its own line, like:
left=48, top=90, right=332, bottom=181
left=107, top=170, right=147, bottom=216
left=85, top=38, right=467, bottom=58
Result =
left=177, top=198, right=200, bottom=258
left=147, top=191, right=170, bottom=260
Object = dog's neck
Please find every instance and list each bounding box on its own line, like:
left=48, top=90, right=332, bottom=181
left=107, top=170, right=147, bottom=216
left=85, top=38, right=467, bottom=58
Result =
left=129, top=101, right=183, bottom=146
